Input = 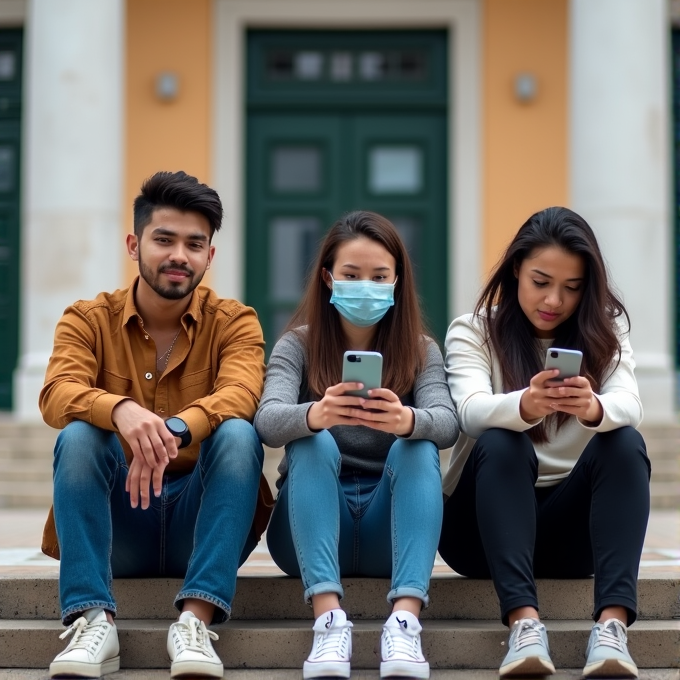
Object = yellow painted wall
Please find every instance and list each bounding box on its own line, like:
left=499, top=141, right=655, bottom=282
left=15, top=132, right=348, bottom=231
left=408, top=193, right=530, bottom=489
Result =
left=124, top=0, right=212, bottom=283
left=483, top=0, right=568, bottom=273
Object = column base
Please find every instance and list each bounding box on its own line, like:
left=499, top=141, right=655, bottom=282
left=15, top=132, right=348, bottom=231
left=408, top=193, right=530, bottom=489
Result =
left=636, top=366, right=679, bottom=423
left=13, top=352, right=51, bottom=421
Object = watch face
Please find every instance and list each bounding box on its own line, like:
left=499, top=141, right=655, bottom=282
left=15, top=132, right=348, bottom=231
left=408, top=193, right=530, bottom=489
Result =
left=165, top=417, right=186, bottom=435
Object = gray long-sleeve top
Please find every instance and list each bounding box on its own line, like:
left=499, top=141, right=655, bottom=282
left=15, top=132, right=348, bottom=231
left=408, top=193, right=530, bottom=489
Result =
left=254, top=329, right=459, bottom=485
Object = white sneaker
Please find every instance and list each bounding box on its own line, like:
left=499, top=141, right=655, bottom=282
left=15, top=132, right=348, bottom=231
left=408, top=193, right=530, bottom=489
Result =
left=49, top=608, right=120, bottom=678
left=167, top=611, right=224, bottom=678
left=380, top=610, right=430, bottom=679
left=303, top=608, right=353, bottom=679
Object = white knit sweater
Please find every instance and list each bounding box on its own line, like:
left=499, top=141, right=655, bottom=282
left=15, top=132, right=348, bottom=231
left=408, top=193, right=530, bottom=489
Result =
left=442, top=313, right=643, bottom=497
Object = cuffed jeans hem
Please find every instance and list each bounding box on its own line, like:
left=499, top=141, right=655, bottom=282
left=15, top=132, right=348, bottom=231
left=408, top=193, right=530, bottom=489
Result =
left=174, top=591, right=232, bottom=625
left=62, top=600, right=117, bottom=626
left=594, top=597, right=638, bottom=626
left=304, top=581, right=344, bottom=606
left=387, top=586, right=429, bottom=609
left=500, top=595, right=540, bottom=627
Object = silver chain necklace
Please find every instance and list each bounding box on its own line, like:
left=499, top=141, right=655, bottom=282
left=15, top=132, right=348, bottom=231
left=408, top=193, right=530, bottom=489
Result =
left=139, top=319, right=181, bottom=373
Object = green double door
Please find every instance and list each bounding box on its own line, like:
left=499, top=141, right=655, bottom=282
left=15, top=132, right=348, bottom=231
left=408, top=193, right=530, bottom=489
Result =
left=245, top=30, right=448, bottom=350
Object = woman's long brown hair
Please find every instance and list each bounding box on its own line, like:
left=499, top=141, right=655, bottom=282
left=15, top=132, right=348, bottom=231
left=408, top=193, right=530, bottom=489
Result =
left=286, top=210, right=428, bottom=398
left=476, top=206, right=629, bottom=444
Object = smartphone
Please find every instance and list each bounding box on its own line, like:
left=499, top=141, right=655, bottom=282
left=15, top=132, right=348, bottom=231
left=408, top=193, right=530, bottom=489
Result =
left=544, top=347, right=583, bottom=384
left=342, top=351, right=383, bottom=398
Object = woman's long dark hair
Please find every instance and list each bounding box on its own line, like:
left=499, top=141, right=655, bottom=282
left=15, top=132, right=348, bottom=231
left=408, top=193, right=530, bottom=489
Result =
left=287, top=210, right=427, bottom=398
left=476, top=206, right=629, bottom=443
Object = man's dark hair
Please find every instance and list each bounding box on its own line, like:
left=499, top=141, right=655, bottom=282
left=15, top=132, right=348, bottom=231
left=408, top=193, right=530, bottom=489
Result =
left=133, top=171, right=223, bottom=239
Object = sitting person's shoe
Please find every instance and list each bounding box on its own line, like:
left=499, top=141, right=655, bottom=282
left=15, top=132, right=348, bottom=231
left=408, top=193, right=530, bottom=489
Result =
left=499, top=617, right=555, bottom=677
left=49, top=608, right=120, bottom=678
left=380, top=610, right=430, bottom=679
left=303, top=608, right=353, bottom=679
left=582, top=618, right=638, bottom=678
left=167, top=610, right=223, bottom=679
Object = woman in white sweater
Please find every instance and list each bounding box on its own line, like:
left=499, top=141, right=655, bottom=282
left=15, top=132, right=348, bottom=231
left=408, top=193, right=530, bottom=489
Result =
left=439, top=207, right=650, bottom=678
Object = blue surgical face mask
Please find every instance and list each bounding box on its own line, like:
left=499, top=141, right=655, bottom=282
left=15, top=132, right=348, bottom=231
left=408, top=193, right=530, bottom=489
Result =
left=329, top=274, right=396, bottom=328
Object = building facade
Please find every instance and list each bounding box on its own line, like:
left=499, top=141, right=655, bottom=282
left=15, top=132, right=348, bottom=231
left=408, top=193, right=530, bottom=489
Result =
left=0, top=0, right=676, bottom=422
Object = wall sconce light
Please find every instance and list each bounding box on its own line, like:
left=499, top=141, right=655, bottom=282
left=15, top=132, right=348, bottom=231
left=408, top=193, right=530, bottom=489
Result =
left=155, top=71, right=179, bottom=102
left=514, top=72, right=537, bottom=103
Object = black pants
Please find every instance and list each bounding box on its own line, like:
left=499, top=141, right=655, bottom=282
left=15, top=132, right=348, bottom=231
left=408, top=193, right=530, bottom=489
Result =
left=438, top=427, right=650, bottom=626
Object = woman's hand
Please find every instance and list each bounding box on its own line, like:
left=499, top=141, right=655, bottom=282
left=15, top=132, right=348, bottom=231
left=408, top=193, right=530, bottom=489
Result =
left=306, top=382, right=370, bottom=430
left=520, top=370, right=603, bottom=424
left=349, top=388, right=415, bottom=436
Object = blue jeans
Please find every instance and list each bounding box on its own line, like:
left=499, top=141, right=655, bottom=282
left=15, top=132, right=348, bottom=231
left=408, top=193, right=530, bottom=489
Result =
left=53, top=419, right=264, bottom=625
left=267, top=430, right=442, bottom=607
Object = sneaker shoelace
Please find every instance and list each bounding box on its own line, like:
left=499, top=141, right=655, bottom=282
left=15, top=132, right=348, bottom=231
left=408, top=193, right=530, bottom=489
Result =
left=59, top=616, right=109, bottom=653
left=512, top=619, right=545, bottom=651
left=383, top=627, right=422, bottom=660
left=174, top=617, right=219, bottom=656
left=312, top=625, right=351, bottom=660
left=594, top=620, right=627, bottom=653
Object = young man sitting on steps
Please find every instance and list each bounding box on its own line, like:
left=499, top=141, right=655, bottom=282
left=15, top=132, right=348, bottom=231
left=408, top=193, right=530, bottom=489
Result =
left=39, top=170, right=272, bottom=679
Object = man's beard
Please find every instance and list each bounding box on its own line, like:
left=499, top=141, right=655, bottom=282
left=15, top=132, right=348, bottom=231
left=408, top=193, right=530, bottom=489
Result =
left=138, top=256, right=205, bottom=300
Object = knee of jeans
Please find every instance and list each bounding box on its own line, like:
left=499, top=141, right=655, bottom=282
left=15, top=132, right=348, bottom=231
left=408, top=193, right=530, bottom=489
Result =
left=588, top=427, right=650, bottom=474
left=386, top=438, right=439, bottom=475
left=474, top=428, right=536, bottom=471
left=202, top=419, right=264, bottom=474
left=54, top=422, right=119, bottom=484
left=287, top=430, right=341, bottom=474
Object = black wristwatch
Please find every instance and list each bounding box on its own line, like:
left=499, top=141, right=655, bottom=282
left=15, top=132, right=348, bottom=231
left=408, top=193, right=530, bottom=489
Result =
left=165, top=416, right=192, bottom=449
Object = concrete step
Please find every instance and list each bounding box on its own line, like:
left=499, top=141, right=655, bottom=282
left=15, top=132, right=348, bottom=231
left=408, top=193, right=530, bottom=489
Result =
left=1, top=618, right=678, bottom=669
left=1, top=574, right=678, bottom=622
left=650, top=482, right=680, bottom=508
left=651, top=458, right=680, bottom=481
left=0, top=481, right=52, bottom=508
left=0, top=460, right=52, bottom=482
left=0, top=672, right=678, bottom=680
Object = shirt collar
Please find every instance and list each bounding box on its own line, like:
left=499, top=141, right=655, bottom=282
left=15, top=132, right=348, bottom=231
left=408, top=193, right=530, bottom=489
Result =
left=122, top=276, right=203, bottom=327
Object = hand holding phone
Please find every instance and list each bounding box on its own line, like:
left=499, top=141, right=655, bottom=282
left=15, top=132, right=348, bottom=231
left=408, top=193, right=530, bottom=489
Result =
left=342, top=351, right=383, bottom=398
left=544, top=347, right=583, bottom=384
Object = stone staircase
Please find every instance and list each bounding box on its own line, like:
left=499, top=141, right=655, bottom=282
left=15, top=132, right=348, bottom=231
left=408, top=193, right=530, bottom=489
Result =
left=0, top=572, right=678, bottom=670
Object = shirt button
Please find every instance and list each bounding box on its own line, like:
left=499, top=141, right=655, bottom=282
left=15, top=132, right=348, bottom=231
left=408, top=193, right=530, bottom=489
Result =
left=145, top=372, right=153, bottom=380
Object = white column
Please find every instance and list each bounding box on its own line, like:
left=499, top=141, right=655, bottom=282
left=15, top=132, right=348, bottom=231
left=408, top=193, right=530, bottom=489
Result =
left=569, top=0, right=676, bottom=422
left=14, top=0, right=125, bottom=419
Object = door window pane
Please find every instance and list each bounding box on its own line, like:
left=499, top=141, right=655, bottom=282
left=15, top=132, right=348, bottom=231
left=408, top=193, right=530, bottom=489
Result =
left=359, top=52, right=385, bottom=80
left=295, top=52, right=323, bottom=80
left=271, top=146, right=321, bottom=192
left=0, top=52, right=15, bottom=80
left=390, top=216, right=421, bottom=275
left=368, top=146, right=423, bottom=194
left=0, top=147, right=14, bottom=192
left=269, top=217, right=320, bottom=302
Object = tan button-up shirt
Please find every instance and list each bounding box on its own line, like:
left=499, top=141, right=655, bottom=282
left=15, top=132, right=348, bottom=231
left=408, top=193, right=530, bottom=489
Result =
left=40, top=279, right=271, bottom=557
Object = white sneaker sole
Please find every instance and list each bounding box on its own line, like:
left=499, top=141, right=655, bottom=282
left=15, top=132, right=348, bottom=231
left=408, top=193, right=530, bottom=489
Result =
left=582, top=658, right=638, bottom=678
left=170, top=659, right=225, bottom=678
left=49, top=656, right=120, bottom=678
left=303, top=660, right=351, bottom=679
left=380, top=659, right=430, bottom=679
left=500, top=655, right=556, bottom=677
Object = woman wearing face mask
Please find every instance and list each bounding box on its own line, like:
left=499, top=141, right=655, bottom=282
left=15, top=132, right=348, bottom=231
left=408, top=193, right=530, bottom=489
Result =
left=439, top=207, right=650, bottom=678
left=254, top=211, right=458, bottom=680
